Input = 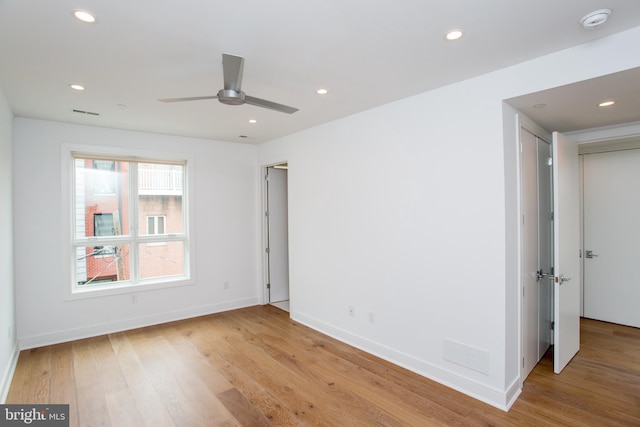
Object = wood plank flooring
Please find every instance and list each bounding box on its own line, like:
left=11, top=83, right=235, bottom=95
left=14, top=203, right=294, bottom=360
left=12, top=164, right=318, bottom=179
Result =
left=6, top=305, right=640, bottom=426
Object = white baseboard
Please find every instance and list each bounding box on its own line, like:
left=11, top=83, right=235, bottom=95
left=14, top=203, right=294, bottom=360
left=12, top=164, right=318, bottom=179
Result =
left=18, top=297, right=259, bottom=350
left=0, top=341, right=19, bottom=403
left=292, top=310, right=515, bottom=411
left=504, top=377, right=522, bottom=410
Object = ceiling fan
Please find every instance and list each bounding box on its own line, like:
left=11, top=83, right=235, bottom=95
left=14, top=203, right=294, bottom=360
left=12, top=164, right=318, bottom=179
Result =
left=158, top=53, right=299, bottom=114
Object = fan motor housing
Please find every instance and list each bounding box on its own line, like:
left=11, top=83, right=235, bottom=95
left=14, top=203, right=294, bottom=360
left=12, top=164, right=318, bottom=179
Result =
left=217, top=89, right=246, bottom=105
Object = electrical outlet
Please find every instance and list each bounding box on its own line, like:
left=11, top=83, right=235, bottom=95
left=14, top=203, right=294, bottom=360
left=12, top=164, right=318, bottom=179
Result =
left=369, top=312, right=375, bottom=323
left=348, top=306, right=355, bottom=317
left=130, top=293, right=138, bottom=304
left=224, top=281, right=230, bottom=290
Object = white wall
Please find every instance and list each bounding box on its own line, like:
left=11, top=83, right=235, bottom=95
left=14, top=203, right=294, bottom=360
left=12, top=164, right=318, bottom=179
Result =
left=0, top=90, right=17, bottom=402
left=259, top=26, right=640, bottom=409
left=13, top=119, right=260, bottom=348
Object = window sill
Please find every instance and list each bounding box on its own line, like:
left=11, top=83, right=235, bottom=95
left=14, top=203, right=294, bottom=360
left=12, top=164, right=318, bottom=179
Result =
left=66, top=276, right=194, bottom=301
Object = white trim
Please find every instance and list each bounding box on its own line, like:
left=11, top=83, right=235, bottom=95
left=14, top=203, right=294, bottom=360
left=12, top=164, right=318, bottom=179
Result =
left=18, top=298, right=260, bottom=350
left=0, top=341, right=19, bottom=403
left=504, top=378, right=522, bottom=410
left=578, top=135, right=640, bottom=155
left=566, top=120, right=640, bottom=144
left=64, top=277, right=196, bottom=301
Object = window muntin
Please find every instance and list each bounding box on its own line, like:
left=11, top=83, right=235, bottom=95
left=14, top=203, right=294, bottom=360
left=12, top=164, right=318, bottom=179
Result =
left=72, top=155, right=188, bottom=290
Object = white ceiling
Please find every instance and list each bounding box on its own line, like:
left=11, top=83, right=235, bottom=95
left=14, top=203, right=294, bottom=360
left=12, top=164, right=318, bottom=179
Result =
left=1, top=0, right=639, bottom=144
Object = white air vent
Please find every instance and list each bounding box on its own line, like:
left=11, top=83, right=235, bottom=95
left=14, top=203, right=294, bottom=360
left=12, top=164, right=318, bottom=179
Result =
left=72, top=109, right=100, bottom=116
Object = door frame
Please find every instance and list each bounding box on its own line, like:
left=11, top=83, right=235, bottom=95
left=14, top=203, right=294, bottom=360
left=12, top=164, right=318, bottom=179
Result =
left=260, top=161, right=290, bottom=305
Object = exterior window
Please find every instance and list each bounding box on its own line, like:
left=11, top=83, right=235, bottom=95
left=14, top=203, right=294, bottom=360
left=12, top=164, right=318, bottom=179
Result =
left=147, top=215, right=166, bottom=235
left=94, top=213, right=115, bottom=236
left=72, top=155, right=188, bottom=290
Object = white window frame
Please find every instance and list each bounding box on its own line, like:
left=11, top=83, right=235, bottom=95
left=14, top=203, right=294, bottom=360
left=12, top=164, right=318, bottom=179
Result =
left=62, top=143, right=195, bottom=300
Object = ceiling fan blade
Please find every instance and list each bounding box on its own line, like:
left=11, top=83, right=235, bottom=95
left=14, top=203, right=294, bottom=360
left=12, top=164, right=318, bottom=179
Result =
left=244, top=95, right=299, bottom=114
left=222, top=53, right=244, bottom=92
left=158, top=95, right=218, bottom=103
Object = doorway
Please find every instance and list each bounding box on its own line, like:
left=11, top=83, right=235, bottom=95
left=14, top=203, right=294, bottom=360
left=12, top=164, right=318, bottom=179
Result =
left=264, top=163, right=290, bottom=312
left=582, top=147, right=640, bottom=328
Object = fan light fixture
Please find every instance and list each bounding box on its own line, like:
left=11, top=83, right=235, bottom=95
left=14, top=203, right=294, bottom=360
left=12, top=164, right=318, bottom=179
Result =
left=73, top=10, right=97, bottom=23
left=580, top=9, right=611, bottom=29
left=158, top=54, right=299, bottom=114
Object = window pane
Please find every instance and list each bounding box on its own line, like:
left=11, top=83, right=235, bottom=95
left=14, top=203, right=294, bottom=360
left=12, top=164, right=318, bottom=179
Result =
left=139, top=241, right=185, bottom=280
left=94, top=213, right=115, bottom=236
left=75, top=158, right=130, bottom=239
left=138, top=164, right=183, bottom=235
left=92, top=160, right=115, bottom=194
left=76, top=244, right=131, bottom=286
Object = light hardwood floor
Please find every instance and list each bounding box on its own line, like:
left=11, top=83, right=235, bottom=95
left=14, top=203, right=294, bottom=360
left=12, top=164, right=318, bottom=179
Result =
left=6, top=305, right=640, bottom=426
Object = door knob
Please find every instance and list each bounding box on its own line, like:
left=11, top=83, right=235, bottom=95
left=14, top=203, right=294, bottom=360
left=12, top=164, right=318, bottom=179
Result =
left=585, top=250, right=598, bottom=259
left=556, top=274, right=572, bottom=285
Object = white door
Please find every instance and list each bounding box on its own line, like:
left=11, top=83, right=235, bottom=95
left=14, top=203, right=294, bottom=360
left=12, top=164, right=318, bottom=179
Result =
left=521, top=128, right=540, bottom=377
left=583, top=149, right=640, bottom=328
left=552, top=131, right=581, bottom=374
left=521, top=128, right=553, bottom=377
left=266, top=167, right=289, bottom=303
left=536, top=139, right=553, bottom=361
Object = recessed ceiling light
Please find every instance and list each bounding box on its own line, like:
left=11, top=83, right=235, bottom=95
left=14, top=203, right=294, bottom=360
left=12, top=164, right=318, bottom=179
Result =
left=533, top=103, right=546, bottom=109
left=73, top=10, right=97, bottom=23
left=69, top=84, right=85, bottom=91
left=316, top=89, right=328, bottom=95
left=445, top=29, right=464, bottom=41
left=598, top=100, right=615, bottom=107
left=581, top=9, right=611, bottom=30
left=249, top=119, right=257, bottom=124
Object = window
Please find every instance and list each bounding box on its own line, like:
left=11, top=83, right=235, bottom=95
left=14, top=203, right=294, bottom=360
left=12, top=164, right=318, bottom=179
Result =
left=71, top=153, right=189, bottom=293
left=147, top=215, right=166, bottom=235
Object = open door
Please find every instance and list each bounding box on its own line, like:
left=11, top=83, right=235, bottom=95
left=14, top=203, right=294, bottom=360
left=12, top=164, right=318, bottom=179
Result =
left=266, top=166, right=290, bottom=304
left=552, top=131, right=581, bottom=373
